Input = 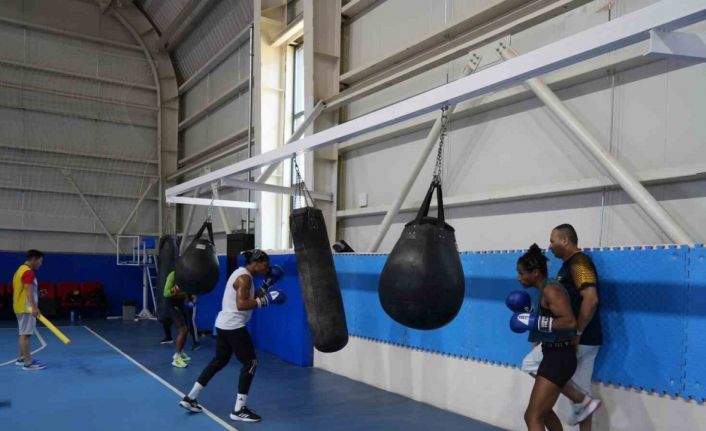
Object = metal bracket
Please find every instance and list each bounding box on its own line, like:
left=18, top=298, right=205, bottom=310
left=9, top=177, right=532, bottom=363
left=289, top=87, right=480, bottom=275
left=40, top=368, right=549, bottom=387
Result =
left=646, top=29, right=706, bottom=60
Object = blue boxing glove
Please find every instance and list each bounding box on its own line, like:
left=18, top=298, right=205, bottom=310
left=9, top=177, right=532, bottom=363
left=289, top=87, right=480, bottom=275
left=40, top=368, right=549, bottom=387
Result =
left=510, top=312, right=553, bottom=333
left=259, top=265, right=284, bottom=295
left=505, top=290, right=533, bottom=313
left=256, top=290, right=287, bottom=308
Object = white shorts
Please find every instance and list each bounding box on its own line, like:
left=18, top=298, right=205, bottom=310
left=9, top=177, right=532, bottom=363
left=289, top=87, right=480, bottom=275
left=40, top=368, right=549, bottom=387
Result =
left=521, top=343, right=600, bottom=396
left=16, top=313, right=37, bottom=336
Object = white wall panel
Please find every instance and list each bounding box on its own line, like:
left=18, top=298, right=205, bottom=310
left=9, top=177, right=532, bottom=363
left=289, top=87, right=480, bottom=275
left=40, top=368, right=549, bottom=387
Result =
left=0, top=0, right=159, bottom=252
left=346, top=0, right=446, bottom=70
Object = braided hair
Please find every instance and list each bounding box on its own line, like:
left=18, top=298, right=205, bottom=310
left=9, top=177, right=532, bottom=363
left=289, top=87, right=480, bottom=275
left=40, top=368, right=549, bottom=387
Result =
left=240, top=249, right=269, bottom=265
left=517, top=243, right=549, bottom=276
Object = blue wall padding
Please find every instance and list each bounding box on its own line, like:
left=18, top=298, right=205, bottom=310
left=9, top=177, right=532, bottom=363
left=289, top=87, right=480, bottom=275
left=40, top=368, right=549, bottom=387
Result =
left=0, top=251, right=143, bottom=316
left=684, top=245, right=706, bottom=401
left=194, top=255, right=313, bottom=367
left=332, top=246, right=706, bottom=402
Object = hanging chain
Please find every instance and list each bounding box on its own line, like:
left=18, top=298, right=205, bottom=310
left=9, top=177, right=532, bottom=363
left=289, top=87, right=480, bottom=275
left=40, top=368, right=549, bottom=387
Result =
left=432, top=104, right=450, bottom=185
left=292, top=155, right=314, bottom=208
left=206, top=195, right=215, bottom=222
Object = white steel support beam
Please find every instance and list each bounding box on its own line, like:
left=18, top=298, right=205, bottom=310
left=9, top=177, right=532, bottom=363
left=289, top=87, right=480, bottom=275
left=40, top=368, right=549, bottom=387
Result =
left=498, top=43, right=694, bottom=244
left=1, top=159, right=158, bottom=179
left=221, top=178, right=333, bottom=201
left=0, top=16, right=143, bottom=52
left=255, top=100, right=326, bottom=184
left=341, top=0, right=383, bottom=19
left=0, top=143, right=158, bottom=165
left=338, top=163, right=706, bottom=219
left=368, top=55, right=481, bottom=252
left=166, top=0, right=706, bottom=199
left=63, top=171, right=117, bottom=247
left=178, top=26, right=252, bottom=95
left=0, top=101, right=156, bottom=129
left=117, top=179, right=159, bottom=235
left=0, top=81, right=158, bottom=111
left=0, top=59, right=158, bottom=92
left=165, top=196, right=258, bottom=209
left=0, top=183, right=158, bottom=202
left=210, top=182, right=232, bottom=234
left=269, top=14, right=304, bottom=47
left=646, top=29, right=706, bottom=60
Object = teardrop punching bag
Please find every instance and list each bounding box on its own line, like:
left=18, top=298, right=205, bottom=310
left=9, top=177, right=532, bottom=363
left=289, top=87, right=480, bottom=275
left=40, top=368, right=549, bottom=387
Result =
left=379, top=180, right=465, bottom=330
left=290, top=206, right=348, bottom=353
left=157, top=235, right=178, bottom=320
left=175, top=221, right=220, bottom=295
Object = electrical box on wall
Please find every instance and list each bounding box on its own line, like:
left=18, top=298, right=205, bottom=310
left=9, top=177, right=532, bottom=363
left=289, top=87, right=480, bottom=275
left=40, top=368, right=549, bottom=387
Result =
left=358, top=193, right=368, bottom=208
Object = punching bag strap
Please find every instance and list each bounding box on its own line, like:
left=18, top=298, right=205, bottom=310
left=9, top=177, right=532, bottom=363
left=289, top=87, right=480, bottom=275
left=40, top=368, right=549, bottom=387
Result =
left=192, top=221, right=215, bottom=245
left=414, top=178, right=446, bottom=225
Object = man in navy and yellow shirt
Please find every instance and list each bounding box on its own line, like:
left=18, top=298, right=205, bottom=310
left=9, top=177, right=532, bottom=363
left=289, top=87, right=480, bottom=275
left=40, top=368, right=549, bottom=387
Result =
left=13, top=249, right=46, bottom=370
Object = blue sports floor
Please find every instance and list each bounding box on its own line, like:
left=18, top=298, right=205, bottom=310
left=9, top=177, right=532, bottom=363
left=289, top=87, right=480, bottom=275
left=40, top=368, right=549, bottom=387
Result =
left=0, top=320, right=502, bottom=431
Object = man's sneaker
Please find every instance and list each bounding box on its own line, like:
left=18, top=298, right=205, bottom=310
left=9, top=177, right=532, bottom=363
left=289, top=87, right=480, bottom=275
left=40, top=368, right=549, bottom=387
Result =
left=570, top=398, right=602, bottom=425
left=180, top=352, right=192, bottom=362
left=160, top=338, right=174, bottom=345
left=191, top=342, right=201, bottom=351
left=179, top=396, right=203, bottom=413
left=22, top=359, right=46, bottom=371
left=14, top=358, right=25, bottom=366
left=172, top=356, right=188, bottom=368
left=230, top=406, right=261, bottom=422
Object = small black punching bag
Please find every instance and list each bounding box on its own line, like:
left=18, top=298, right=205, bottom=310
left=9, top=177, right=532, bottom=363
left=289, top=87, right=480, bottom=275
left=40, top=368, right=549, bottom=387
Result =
left=379, top=180, right=465, bottom=330
left=175, top=221, right=220, bottom=295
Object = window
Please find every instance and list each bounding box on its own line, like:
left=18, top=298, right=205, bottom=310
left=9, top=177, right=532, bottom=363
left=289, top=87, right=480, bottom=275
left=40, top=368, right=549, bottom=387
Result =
left=292, top=44, right=305, bottom=133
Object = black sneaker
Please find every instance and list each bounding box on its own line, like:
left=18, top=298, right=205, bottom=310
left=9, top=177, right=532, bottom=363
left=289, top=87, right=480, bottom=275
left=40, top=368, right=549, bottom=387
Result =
left=230, top=406, right=261, bottom=422
left=191, top=342, right=201, bottom=351
left=179, top=396, right=203, bottom=413
left=160, top=338, right=174, bottom=345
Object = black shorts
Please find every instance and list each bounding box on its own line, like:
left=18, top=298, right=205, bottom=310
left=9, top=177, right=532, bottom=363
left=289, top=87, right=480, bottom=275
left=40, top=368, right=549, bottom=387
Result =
left=537, top=343, right=577, bottom=388
left=166, top=297, right=187, bottom=327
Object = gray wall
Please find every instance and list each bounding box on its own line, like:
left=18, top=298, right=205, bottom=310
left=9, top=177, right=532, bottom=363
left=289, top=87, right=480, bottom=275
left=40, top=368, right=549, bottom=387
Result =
left=0, top=0, right=159, bottom=253
left=337, top=0, right=706, bottom=252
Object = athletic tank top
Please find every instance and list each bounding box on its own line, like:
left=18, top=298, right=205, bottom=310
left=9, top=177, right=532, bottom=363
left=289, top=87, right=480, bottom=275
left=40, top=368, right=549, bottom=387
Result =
left=214, top=267, right=255, bottom=330
left=528, top=278, right=579, bottom=343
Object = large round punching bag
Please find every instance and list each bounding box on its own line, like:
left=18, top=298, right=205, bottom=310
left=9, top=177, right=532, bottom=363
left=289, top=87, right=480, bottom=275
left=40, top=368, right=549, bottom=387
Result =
left=175, top=221, right=220, bottom=295
left=290, top=206, right=348, bottom=353
left=157, top=235, right=178, bottom=320
left=379, top=181, right=465, bottom=330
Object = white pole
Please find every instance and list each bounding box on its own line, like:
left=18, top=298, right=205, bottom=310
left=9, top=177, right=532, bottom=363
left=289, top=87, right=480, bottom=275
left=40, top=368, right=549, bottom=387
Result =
left=255, top=100, right=326, bottom=184
left=368, top=55, right=481, bottom=252
left=63, top=171, right=117, bottom=247
left=498, top=44, right=694, bottom=245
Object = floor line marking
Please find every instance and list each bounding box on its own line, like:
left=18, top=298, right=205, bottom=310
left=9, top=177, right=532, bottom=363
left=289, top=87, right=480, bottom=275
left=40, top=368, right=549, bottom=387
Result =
left=82, top=325, right=238, bottom=431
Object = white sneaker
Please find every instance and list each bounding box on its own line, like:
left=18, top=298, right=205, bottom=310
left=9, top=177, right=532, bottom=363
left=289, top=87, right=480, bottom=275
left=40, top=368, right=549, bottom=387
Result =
left=570, top=398, right=602, bottom=425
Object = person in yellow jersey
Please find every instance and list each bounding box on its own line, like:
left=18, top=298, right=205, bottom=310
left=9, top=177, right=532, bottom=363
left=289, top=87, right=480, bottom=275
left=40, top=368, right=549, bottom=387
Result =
left=163, top=270, right=191, bottom=368
left=13, top=250, right=46, bottom=371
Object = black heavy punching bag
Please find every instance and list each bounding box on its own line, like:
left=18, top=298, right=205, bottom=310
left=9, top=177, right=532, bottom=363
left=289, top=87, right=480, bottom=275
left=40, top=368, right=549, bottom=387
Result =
left=290, top=207, right=348, bottom=353
left=175, top=221, right=220, bottom=295
left=379, top=180, right=465, bottom=330
left=157, top=235, right=178, bottom=319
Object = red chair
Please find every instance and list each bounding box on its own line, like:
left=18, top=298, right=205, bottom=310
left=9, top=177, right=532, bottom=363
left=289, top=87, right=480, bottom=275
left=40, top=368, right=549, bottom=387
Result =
left=0, top=282, right=5, bottom=313
left=38, top=281, right=57, bottom=316
left=57, top=281, right=82, bottom=313
left=81, top=281, right=106, bottom=316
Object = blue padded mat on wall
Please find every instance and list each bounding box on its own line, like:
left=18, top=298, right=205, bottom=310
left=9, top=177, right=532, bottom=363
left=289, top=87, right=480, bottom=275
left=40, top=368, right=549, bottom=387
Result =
left=334, top=245, right=704, bottom=401
left=684, top=245, right=706, bottom=401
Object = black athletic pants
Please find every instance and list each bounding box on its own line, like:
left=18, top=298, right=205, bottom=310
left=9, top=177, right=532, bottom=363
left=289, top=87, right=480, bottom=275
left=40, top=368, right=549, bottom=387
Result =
left=197, top=327, right=257, bottom=395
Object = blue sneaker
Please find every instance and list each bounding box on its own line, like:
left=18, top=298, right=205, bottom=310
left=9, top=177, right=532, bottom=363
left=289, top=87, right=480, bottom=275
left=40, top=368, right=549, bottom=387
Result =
left=22, top=359, right=47, bottom=371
